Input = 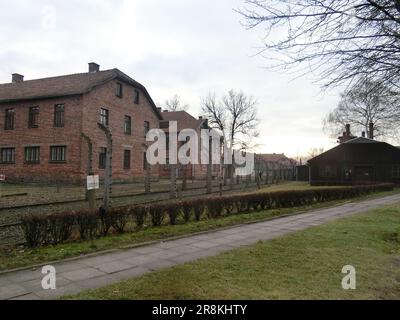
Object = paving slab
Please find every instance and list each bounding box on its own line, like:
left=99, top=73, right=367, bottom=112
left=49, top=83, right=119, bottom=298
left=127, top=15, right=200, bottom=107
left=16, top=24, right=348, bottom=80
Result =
left=61, top=267, right=106, bottom=282
left=0, top=284, right=30, bottom=300
left=1, top=192, right=399, bottom=300
left=95, top=261, right=134, bottom=274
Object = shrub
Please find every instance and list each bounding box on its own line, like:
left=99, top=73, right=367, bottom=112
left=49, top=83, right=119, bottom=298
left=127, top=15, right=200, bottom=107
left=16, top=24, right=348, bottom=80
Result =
left=132, top=205, right=147, bottom=228
left=192, top=199, right=205, bottom=221
left=21, top=215, right=47, bottom=248
left=47, top=213, right=75, bottom=244
left=149, top=204, right=166, bottom=227
left=181, top=201, right=193, bottom=222
left=109, top=207, right=129, bottom=233
left=99, top=207, right=112, bottom=236
left=165, top=203, right=182, bottom=225
left=75, top=210, right=99, bottom=240
left=207, top=198, right=224, bottom=218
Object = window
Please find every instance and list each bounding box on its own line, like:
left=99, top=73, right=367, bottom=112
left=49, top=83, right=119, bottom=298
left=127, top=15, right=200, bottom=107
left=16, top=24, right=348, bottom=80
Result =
left=116, top=83, right=123, bottom=98
left=144, top=121, right=150, bottom=137
left=392, top=166, right=400, bottom=178
left=320, top=165, right=337, bottom=178
left=124, top=116, right=132, bottom=135
left=50, top=146, right=66, bottom=162
left=28, top=106, right=39, bottom=128
left=54, top=104, right=65, bottom=127
left=100, top=108, right=109, bottom=126
left=160, top=121, right=169, bottom=129
left=166, top=133, right=170, bottom=151
left=124, top=150, right=131, bottom=170
left=134, top=89, right=140, bottom=104
left=0, top=148, right=15, bottom=164
left=4, top=108, right=15, bottom=130
left=99, top=147, right=107, bottom=169
left=143, top=152, right=148, bottom=170
left=25, top=147, right=40, bottom=164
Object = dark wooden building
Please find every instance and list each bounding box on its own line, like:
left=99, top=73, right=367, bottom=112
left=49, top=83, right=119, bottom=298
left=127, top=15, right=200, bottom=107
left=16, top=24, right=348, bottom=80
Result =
left=308, top=137, right=400, bottom=186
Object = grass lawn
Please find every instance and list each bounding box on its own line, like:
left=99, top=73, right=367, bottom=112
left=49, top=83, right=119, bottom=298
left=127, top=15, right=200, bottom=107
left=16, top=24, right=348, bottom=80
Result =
left=67, top=203, right=400, bottom=300
left=0, top=186, right=398, bottom=273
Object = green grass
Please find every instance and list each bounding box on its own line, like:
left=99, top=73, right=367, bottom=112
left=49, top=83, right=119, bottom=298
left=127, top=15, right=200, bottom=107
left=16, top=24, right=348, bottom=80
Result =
left=0, top=187, right=398, bottom=273
left=67, top=203, right=400, bottom=300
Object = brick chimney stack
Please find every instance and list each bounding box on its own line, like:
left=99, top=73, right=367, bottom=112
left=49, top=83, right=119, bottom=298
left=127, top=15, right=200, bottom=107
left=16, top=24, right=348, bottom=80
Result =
left=345, top=124, right=351, bottom=136
left=88, top=62, right=100, bottom=73
left=369, top=123, right=374, bottom=140
left=12, top=73, right=24, bottom=83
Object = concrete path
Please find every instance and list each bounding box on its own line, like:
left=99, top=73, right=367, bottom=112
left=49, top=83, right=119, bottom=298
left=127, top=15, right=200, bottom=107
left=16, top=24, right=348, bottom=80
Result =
left=1, top=193, right=400, bottom=300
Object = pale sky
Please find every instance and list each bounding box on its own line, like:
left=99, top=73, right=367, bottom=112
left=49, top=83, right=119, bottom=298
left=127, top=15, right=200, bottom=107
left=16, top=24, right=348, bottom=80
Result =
left=0, top=0, right=342, bottom=159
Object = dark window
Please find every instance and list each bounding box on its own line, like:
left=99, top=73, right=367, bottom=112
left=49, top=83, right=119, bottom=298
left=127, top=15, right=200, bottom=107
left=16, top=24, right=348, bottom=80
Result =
left=134, top=90, right=140, bottom=104
left=4, top=109, right=15, bottom=130
left=144, top=121, right=150, bottom=137
left=124, top=150, right=131, bottom=170
left=160, top=121, right=169, bottom=129
left=50, top=146, right=66, bottom=162
left=392, top=166, right=400, bottom=179
left=143, top=152, right=147, bottom=170
left=25, top=147, right=40, bottom=164
left=99, top=147, right=107, bottom=169
left=116, top=83, right=123, bottom=98
left=100, top=108, right=109, bottom=126
left=166, top=133, right=170, bottom=151
left=28, top=106, right=39, bottom=128
left=54, top=104, right=65, bottom=127
left=124, top=116, right=132, bottom=135
left=0, top=148, right=15, bottom=164
left=320, top=165, right=337, bottom=178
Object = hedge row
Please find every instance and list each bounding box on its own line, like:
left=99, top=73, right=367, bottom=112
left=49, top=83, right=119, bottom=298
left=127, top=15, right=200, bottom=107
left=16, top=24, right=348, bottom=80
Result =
left=21, top=183, right=394, bottom=247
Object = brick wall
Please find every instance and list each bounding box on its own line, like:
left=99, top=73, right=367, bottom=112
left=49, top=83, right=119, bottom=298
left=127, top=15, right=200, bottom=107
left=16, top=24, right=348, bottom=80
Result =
left=0, top=96, right=84, bottom=183
left=81, top=79, right=160, bottom=182
left=0, top=79, right=160, bottom=184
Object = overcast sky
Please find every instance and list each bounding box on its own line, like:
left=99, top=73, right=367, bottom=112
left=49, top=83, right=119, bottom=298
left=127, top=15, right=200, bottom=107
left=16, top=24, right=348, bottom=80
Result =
left=0, top=0, right=343, bottom=159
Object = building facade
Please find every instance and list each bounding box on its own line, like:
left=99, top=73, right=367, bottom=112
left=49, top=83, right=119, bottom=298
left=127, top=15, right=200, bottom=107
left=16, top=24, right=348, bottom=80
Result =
left=255, top=153, right=297, bottom=181
left=0, top=63, right=162, bottom=183
left=158, top=111, right=220, bottom=180
left=308, top=136, right=400, bottom=186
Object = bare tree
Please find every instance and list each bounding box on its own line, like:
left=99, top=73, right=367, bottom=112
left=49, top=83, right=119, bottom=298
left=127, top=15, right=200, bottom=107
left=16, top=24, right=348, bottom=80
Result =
left=306, top=147, right=325, bottom=160
left=238, top=1, right=400, bottom=89
left=324, top=79, right=400, bottom=140
left=201, top=90, right=259, bottom=180
left=164, top=94, right=189, bottom=112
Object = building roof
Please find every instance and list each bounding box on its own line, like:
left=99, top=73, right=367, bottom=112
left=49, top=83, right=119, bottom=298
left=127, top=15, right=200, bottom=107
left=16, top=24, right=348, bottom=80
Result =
left=161, top=111, right=206, bottom=131
left=0, top=68, right=162, bottom=119
left=344, top=137, right=380, bottom=144
left=308, top=136, right=399, bottom=164
left=256, top=154, right=296, bottom=166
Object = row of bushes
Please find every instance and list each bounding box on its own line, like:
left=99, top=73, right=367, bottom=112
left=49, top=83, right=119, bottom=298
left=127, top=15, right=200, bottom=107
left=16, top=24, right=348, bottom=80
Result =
left=21, top=183, right=394, bottom=247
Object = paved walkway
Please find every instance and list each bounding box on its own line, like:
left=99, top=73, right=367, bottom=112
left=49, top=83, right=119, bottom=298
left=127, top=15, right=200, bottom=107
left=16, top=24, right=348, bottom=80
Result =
left=1, top=193, right=400, bottom=300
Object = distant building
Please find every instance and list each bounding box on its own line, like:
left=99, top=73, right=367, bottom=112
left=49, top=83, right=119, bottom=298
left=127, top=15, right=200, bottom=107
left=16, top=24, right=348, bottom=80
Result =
left=255, top=153, right=297, bottom=181
left=0, top=63, right=162, bottom=183
left=159, top=110, right=220, bottom=180
left=308, top=124, right=400, bottom=185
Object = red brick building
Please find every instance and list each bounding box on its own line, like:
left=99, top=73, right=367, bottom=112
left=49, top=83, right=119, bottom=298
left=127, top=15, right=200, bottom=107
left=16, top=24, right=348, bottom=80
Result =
left=0, top=63, right=162, bottom=184
left=159, top=111, right=220, bottom=180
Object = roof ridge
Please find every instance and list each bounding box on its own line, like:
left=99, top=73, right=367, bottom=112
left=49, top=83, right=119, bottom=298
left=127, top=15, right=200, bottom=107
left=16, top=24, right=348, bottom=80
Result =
left=0, top=68, right=117, bottom=86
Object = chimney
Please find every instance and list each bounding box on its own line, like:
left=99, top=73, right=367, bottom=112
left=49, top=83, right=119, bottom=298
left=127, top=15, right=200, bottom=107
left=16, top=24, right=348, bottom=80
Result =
left=362, top=131, right=366, bottom=138
left=12, top=73, right=24, bottom=83
left=88, top=62, right=100, bottom=73
left=345, top=124, right=351, bottom=136
left=369, top=123, right=374, bottom=140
